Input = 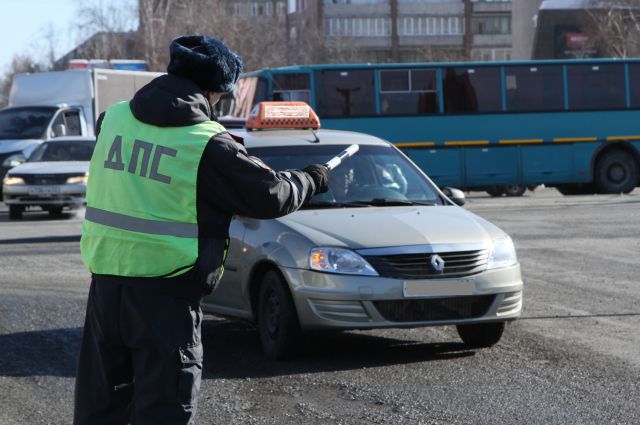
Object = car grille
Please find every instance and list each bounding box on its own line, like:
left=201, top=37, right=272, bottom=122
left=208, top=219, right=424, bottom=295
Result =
left=373, top=295, right=495, bottom=322
left=363, top=249, right=489, bottom=279
left=11, top=173, right=84, bottom=185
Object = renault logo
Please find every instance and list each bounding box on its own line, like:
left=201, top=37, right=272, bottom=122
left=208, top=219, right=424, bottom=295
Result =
left=430, top=254, right=445, bottom=273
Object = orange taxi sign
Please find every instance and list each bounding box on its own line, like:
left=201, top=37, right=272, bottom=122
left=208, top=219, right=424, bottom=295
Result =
left=246, top=101, right=320, bottom=130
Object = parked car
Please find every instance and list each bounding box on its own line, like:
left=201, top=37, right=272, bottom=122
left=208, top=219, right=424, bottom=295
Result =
left=2, top=137, right=95, bottom=219
left=202, top=102, right=523, bottom=359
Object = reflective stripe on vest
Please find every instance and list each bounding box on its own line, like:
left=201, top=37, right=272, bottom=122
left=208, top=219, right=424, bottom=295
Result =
left=80, top=101, right=226, bottom=277
left=85, top=207, right=198, bottom=238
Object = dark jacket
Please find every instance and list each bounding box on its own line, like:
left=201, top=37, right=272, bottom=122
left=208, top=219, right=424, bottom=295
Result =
left=94, top=74, right=317, bottom=299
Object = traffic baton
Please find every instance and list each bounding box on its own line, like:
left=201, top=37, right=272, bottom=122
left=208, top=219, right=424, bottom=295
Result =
left=324, top=144, right=359, bottom=171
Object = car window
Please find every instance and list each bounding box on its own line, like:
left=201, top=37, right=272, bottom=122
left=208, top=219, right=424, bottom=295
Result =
left=0, top=107, right=57, bottom=140
left=249, top=144, right=442, bottom=205
left=28, top=141, right=95, bottom=162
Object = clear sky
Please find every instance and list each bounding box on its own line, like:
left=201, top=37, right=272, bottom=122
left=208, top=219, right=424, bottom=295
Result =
left=0, top=0, right=78, bottom=73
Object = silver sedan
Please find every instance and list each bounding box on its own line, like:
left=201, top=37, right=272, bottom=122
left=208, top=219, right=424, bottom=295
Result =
left=2, top=136, right=95, bottom=219
left=202, top=129, right=522, bottom=359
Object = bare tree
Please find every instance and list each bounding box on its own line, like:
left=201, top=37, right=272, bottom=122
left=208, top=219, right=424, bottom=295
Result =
left=138, top=0, right=289, bottom=72
left=588, top=0, right=640, bottom=58
left=0, top=55, right=43, bottom=107
left=74, top=0, right=139, bottom=60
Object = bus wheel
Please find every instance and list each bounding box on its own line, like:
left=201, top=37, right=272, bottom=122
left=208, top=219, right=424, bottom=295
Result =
left=485, top=186, right=504, bottom=197
left=595, top=150, right=638, bottom=194
left=503, top=185, right=527, bottom=197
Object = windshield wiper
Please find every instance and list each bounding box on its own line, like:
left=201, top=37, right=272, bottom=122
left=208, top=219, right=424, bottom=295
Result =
left=301, top=200, right=372, bottom=209
left=348, top=199, right=439, bottom=207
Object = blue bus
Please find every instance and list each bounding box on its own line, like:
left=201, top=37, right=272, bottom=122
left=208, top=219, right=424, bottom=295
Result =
left=216, top=59, right=640, bottom=195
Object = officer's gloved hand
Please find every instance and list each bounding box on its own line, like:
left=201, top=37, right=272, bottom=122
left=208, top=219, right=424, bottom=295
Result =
left=303, top=164, right=330, bottom=194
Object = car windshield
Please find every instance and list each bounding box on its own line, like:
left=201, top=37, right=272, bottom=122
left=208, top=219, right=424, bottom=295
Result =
left=28, top=140, right=95, bottom=162
left=249, top=144, right=444, bottom=208
left=0, top=107, right=57, bottom=140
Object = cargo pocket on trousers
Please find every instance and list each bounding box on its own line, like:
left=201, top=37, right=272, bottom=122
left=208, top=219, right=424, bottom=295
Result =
left=177, top=344, right=203, bottom=405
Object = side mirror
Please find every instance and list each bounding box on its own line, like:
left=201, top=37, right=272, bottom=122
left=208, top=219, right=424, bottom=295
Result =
left=442, top=187, right=466, bottom=206
left=52, top=124, right=67, bottom=138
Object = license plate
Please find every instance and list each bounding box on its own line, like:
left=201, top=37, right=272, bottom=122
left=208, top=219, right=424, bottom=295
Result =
left=404, top=279, right=474, bottom=297
left=27, top=186, right=61, bottom=196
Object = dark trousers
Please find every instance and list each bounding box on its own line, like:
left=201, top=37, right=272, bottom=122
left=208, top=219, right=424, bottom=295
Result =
left=73, top=278, right=204, bottom=425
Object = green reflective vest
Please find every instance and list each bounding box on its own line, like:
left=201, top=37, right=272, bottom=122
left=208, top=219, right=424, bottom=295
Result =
left=80, top=101, right=225, bottom=277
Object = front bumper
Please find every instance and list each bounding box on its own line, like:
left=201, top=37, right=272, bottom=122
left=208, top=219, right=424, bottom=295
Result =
left=3, top=183, right=86, bottom=207
left=280, top=264, right=523, bottom=330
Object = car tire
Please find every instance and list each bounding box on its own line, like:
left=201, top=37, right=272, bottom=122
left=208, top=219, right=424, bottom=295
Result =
left=8, top=205, right=23, bottom=220
left=595, top=150, right=638, bottom=194
left=48, top=206, right=64, bottom=217
left=456, top=322, right=505, bottom=348
left=257, top=270, right=302, bottom=360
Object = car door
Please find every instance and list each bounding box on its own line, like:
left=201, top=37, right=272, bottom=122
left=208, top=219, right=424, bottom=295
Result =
left=202, top=216, right=247, bottom=313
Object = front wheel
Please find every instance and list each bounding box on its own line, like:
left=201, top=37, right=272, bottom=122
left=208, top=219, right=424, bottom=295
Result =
left=257, top=270, right=302, bottom=360
left=456, top=322, right=505, bottom=348
left=47, top=206, right=64, bottom=217
left=8, top=205, right=23, bottom=220
left=595, top=150, right=638, bottom=194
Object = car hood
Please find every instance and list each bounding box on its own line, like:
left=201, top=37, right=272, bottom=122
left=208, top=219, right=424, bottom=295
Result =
left=277, top=206, right=506, bottom=250
left=8, top=161, right=89, bottom=175
left=0, top=139, right=42, bottom=155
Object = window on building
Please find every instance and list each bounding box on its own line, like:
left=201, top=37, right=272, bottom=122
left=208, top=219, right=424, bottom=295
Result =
left=316, top=70, right=376, bottom=117
left=380, top=69, right=439, bottom=115
left=443, top=67, right=501, bottom=113
left=472, top=15, right=511, bottom=35
left=325, top=0, right=386, bottom=4
left=505, top=66, right=564, bottom=112
left=567, top=64, right=626, bottom=110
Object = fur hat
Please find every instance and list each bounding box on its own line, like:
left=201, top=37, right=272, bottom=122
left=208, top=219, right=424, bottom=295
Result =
left=167, top=35, right=243, bottom=93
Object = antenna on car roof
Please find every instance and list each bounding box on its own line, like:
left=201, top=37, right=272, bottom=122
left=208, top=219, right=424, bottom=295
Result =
left=310, top=129, right=320, bottom=143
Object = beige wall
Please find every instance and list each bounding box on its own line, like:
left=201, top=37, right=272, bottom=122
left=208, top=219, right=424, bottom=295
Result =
left=512, top=0, right=543, bottom=60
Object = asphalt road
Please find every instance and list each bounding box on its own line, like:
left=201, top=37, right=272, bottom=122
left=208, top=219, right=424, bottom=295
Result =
left=0, top=187, right=638, bottom=424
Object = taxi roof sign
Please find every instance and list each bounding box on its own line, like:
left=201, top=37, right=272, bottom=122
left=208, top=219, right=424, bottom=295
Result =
left=246, top=101, right=320, bottom=130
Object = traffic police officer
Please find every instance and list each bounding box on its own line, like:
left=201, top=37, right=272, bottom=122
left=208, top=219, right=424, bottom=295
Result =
left=73, top=35, right=330, bottom=425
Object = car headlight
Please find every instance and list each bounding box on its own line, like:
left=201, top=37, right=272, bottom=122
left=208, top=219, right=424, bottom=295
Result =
left=2, top=153, right=26, bottom=168
left=309, top=247, right=378, bottom=276
left=2, top=175, right=25, bottom=185
left=66, top=175, right=88, bottom=184
left=487, top=238, right=518, bottom=270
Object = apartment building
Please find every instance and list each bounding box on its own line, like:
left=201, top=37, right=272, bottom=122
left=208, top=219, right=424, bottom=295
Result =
left=287, top=0, right=512, bottom=64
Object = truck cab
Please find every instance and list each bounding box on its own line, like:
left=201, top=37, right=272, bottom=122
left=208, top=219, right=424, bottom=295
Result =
left=0, top=68, right=161, bottom=188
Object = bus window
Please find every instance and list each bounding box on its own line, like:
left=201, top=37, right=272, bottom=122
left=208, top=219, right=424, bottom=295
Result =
left=443, top=67, right=501, bottom=113
left=629, top=64, right=640, bottom=108
left=224, top=77, right=268, bottom=118
left=379, top=69, right=438, bottom=115
left=505, top=65, right=564, bottom=112
left=315, top=70, right=376, bottom=117
left=272, top=73, right=311, bottom=103
left=567, top=64, right=625, bottom=110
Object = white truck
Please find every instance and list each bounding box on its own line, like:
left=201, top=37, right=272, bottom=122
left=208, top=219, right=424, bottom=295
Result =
left=0, top=68, right=161, bottom=183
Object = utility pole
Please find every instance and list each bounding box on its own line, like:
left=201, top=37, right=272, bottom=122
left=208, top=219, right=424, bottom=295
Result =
left=391, top=0, right=399, bottom=62
left=464, top=0, right=473, bottom=59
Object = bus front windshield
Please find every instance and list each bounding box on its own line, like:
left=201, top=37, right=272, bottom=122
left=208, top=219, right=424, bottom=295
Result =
left=249, top=144, right=445, bottom=207
left=0, top=107, right=57, bottom=140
